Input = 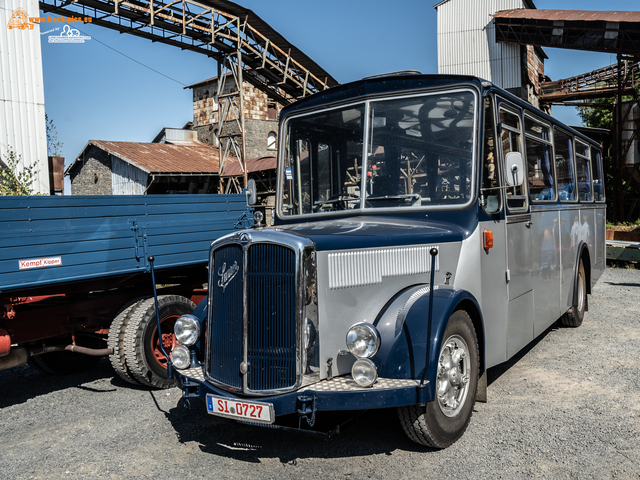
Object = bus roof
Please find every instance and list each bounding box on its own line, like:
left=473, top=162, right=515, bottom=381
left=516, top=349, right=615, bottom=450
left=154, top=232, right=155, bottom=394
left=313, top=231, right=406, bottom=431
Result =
left=281, top=72, right=600, bottom=147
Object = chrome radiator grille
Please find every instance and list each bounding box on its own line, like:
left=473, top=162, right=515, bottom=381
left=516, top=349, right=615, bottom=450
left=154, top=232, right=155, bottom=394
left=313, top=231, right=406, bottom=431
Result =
left=248, top=244, right=296, bottom=391
left=208, top=241, right=298, bottom=393
left=209, top=244, right=244, bottom=389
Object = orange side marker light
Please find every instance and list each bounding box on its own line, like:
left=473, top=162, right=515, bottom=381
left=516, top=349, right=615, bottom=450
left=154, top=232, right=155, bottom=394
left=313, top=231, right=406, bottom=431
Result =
left=484, top=229, right=493, bottom=250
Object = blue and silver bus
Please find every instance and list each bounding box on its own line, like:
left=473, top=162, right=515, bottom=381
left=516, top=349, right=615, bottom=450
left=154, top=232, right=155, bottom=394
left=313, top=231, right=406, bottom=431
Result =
left=171, top=72, right=606, bottom=448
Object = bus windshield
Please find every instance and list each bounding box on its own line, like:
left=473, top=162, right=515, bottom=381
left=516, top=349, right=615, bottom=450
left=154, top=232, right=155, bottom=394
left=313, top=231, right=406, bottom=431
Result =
left=280, top=90, right=477, bottom=216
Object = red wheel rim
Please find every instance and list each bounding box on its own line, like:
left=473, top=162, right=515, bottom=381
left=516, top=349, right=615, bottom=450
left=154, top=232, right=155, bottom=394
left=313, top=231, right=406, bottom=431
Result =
left=150, top=314, right=180, bottom=370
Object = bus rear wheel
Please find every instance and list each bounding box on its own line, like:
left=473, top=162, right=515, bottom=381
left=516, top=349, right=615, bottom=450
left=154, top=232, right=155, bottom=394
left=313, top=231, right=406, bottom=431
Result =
left=561, top=259, right=586, bottom=328
left=398, top=310, right=479, bottom=448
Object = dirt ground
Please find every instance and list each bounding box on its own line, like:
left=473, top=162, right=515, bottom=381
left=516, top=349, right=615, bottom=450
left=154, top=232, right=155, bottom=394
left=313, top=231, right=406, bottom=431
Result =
left=0, top=267, right=639, bottom=479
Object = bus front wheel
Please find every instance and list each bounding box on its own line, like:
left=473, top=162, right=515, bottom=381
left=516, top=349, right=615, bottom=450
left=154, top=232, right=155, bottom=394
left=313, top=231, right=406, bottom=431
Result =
left=398, top=310, right=479, bottom=448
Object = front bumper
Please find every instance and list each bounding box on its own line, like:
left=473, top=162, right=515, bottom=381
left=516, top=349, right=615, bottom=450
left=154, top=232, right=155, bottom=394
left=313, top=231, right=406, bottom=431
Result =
left=174, top=367, right=432, bottom=417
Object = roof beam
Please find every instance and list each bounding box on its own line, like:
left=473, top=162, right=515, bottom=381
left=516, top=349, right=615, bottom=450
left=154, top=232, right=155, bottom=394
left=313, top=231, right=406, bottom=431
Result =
left=493, top=9, right=640, bottom=55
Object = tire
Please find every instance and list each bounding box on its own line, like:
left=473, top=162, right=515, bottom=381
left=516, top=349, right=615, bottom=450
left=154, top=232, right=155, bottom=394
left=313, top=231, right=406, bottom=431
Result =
left=30, top=334, right=105, bottom=375
left=123, top=295, right=195, bottom=389
left=561, top=259, right=586, bottom=328
left=398, top=310, right=479, bottom=448
left=107, top=297, right=145, bottom=385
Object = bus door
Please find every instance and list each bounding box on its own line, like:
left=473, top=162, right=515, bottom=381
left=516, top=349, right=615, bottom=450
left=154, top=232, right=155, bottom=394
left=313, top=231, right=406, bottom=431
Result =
left=497, top=99, right=534, bottom=358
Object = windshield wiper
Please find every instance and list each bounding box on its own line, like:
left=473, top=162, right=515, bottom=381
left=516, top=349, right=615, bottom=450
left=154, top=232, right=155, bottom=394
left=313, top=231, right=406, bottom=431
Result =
left=314, top=194, right=361, bottom=206
left=366, top=194, right=421, bottom=202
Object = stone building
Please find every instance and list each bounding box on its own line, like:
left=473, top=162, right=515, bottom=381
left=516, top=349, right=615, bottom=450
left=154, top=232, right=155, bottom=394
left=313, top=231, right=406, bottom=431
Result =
left=66, top=139, right=231, bottom=195
left=185, top=73, right=284, bottom=163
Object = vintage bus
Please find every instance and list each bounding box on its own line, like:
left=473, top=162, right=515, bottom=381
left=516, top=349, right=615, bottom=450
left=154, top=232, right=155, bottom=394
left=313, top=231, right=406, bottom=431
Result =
left=170, top=72, right=606, bottom=448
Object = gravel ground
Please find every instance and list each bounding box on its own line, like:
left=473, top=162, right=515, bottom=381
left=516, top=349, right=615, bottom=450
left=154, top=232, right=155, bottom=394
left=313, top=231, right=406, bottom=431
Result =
left=1, top=267, right=638, bottom=479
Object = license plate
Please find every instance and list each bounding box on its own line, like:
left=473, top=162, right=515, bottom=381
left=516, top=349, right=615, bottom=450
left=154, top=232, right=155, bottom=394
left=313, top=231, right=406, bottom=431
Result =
left=206, top=394, right=274, bottom=424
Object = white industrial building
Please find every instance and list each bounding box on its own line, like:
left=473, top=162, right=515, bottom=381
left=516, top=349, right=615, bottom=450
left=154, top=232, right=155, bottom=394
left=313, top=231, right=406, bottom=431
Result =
left=0, top=0, right=49, bottom=194
left=434, top=0, right=546, bottom=108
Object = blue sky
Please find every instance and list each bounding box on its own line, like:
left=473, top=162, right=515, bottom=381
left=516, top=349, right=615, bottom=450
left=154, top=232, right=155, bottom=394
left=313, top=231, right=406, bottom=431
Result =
left=39, top=0, right=637, bottom=174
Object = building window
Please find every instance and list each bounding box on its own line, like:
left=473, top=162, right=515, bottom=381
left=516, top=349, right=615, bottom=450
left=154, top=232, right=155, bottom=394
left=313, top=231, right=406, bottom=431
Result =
left=267, top=102, right=277, bottom=120
left=267, top=131, right=277, bottom=150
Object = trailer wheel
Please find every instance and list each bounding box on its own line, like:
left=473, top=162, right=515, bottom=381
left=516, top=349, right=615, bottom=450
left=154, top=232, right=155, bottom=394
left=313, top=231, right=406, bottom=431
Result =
left=123, top=295, right=195, bottom=389
left=107, top=298, right=145, bottom=385
left=30, top=334, right=105, bottom=375
left=560, top=259, right=586, bottom=328
left=397, top=310, right=478, bottom=448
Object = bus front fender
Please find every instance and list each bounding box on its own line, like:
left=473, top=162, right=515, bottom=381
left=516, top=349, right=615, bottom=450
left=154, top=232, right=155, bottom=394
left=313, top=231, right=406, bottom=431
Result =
left=373, top=285, right=483, bottom=397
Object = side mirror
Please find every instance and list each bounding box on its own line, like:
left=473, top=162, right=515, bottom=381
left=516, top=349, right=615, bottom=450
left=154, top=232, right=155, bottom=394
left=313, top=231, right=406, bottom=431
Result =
left=246, top=178, right=257, bottom=206
left=504, top=151, right=524, bottom=187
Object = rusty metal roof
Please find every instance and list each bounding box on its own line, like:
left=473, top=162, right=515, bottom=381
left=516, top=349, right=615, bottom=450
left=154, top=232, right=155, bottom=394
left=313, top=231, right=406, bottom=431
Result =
left=68, top=140, right=232, bottom=175
left=185, top=75, right=226, bottom=90
left=493, top=9, right=640, bottom=55
left=222, top=156, right=276, bottom=177
left=493, top=9, right=640, bottom=22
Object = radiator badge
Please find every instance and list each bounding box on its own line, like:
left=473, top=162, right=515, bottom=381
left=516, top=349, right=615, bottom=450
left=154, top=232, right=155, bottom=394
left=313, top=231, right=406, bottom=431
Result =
left=217, top=261, right=239, bottom=293
left=239, top=232, right=251, bottom=245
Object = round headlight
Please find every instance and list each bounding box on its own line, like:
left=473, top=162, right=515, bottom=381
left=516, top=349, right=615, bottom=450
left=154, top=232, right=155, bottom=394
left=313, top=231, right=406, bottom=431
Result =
left=346, top=323, right=380, bottom=358
left=174, top=314, right=201, bottom=346
left=171, top=345, right=191, bottom=370
left=351, top=358, right=377, bottom=387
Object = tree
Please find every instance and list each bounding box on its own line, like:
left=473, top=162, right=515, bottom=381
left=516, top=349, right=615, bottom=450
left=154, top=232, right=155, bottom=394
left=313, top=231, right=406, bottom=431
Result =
left=0, top=148, right=40, bottom=196
left=46, top=113, right=64, bottom=157
left=577, top=97, right=614, bottom=131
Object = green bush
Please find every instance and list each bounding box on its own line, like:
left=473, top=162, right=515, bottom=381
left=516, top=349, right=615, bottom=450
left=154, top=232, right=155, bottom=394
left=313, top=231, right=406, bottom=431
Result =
left=0, top=148, right=40, bottom=196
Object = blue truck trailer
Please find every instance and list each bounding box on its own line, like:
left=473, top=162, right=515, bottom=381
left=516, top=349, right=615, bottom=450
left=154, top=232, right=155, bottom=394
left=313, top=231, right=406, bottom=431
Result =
left=0, top=193, right=251, bottom=388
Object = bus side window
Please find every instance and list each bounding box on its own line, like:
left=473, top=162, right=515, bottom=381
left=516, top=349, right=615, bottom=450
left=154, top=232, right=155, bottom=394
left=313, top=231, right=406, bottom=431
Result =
left=499, top=107, right=526, bottom=210
left=482, top=97, right=501, bottom=214
left=554, top=128, right=577, bottom=202
left=575, top=140, right=592, bottom=202
left=591, top=146, right=605, bottom=202
left=524, top=115, right=555, bottom=202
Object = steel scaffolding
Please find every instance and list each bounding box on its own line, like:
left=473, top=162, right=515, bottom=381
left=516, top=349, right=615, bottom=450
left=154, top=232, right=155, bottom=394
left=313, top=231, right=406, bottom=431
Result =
left=39, top=0, right=338, bottom=187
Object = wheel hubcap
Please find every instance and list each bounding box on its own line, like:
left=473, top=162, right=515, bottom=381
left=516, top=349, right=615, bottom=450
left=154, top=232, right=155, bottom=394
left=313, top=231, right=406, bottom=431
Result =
left=436, top=334, right=470, bottom=417
left=577, top=270, right=585, bottom=314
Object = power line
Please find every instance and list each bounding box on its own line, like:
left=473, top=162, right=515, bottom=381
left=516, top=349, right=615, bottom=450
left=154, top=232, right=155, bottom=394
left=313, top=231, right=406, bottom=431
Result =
left=72, top=25, right=188, bottom=87
left=2, top=5, right=188, bottom=87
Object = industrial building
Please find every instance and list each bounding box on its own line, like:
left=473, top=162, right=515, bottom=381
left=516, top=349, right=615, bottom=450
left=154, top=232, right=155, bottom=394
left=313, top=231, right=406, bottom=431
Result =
left=435, top=0, right=547, bottom=108
left=0, top=0, right=49, bottom=195
left=186, top=73, right=282, bottom=160
left=435, top=0, right=640, bottom=221
left=67, top=139, right=228, bottom=195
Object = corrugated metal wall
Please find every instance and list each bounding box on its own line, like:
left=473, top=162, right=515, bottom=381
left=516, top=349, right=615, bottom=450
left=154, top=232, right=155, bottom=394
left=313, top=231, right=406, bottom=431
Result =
left=111, top=156, right=148, bottom=195
left=436, top=0, right=523, bottom=90
left=164, top=128, right=198, bottom=143
left=0, top=0, right=49, bottom=194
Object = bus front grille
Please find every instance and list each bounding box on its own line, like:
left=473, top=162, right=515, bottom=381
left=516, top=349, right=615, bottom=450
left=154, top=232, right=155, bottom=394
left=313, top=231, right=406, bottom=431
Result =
left=208, top=242, right=297, bottom=393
